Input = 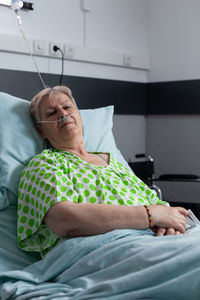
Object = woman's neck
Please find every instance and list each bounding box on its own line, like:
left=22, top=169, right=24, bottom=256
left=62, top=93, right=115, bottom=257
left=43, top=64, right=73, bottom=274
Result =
left=52, top=136, right=88, bottom=158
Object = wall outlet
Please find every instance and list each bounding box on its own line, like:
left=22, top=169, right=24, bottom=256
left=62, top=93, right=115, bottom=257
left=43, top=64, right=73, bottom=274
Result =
left=123, top=54, right=132, bottom=67
left=49, top=41, right=63, bottom=57
left=33, top=39, right=47, bottom=55
left=64, top=44, right=74, bottom=59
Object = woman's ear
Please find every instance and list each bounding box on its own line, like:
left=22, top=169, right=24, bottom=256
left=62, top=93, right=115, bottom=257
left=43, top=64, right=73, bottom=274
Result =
left=36, top=125, right=47, bottom=139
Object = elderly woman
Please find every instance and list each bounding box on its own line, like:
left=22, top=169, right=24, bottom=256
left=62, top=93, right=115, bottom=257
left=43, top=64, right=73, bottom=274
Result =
left=17, top=85, right=188, bottom=257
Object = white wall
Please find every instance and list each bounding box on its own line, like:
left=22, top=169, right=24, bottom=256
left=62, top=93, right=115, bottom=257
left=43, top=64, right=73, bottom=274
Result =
left=146, top=0, right=200, bottom=203
left=148, top=0, right=200, bottom=82
left=86, top=0, right=148, bottom=57
left=0, top=0, right=148, bottom=83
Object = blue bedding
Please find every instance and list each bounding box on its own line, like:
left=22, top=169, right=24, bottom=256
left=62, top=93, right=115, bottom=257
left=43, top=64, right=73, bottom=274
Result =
left=1, top=222, right=200, bottom=299
left=0, top=206, right=40, bottom=272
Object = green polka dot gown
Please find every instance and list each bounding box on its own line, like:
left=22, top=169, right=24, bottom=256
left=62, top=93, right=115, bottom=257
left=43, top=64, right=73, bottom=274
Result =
left=17, top=149, right=168, bottom=257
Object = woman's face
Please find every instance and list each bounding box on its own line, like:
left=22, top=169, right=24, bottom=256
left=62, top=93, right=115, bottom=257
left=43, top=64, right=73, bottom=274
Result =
left=37, top=92, right=83, bottom=146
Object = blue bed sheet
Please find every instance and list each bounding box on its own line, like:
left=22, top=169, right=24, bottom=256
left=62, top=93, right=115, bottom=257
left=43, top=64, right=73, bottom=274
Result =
left=1, top=225, right=200, bottom=299
left=0, top=206, right=40, bottom=273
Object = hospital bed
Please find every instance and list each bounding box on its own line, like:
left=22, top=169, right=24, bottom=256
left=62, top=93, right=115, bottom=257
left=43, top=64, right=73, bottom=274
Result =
left=1, top=91, right=200, bottom=299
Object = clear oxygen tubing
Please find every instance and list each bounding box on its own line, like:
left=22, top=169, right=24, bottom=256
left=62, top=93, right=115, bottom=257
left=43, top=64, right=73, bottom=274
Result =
left=11, top=1, right=46, bottom=89
left=38, top=112, right=77, bottom=124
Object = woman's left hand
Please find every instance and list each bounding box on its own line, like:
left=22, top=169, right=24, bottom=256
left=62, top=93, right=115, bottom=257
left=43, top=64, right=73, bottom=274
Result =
left=152, top=227, right=182, bottom=236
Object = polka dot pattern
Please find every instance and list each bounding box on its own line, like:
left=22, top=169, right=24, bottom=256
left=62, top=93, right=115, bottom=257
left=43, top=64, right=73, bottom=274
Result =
left=17, top=149, right=168, bottom=256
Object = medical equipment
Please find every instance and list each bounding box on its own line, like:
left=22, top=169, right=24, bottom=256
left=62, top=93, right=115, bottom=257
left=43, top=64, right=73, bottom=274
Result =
left=11, top=0, right=46, bottom=89
left=11, top=0, right=23, bottom=24
left=11, top=0, right=23, bottom=10
left=129, top=153, right=200, bottom=220
left=38, top=112, right=77, bottom=124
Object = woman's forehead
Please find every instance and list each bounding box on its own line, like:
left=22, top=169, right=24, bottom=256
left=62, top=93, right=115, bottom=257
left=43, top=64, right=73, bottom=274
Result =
left=40, top=92, right=72, bottom=109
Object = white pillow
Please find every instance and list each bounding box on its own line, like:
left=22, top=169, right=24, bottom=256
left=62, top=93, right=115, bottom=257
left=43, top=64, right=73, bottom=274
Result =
left=0, top=92, right=129, bottom=209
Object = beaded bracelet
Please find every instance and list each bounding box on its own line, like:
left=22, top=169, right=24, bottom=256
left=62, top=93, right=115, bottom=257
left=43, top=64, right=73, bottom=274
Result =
left=144, top=205, right=152, bottom=228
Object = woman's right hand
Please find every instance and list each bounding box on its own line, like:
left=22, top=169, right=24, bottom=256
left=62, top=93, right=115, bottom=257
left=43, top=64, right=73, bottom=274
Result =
left=149, top=205, right=188, bottom=234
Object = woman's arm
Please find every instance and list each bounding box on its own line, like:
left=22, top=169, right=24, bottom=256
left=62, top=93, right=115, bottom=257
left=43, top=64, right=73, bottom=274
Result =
left=44, top=202, right=188, bottom=238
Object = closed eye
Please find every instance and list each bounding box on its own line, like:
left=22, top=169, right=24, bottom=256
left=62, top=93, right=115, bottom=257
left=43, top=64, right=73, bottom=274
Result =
left=63, top=106, right=72, bottom=110
left=47, top=110, right=56, bottom=116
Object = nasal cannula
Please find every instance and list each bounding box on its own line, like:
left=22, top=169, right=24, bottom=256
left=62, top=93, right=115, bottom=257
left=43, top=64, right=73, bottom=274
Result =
left=38, top=112, right=77, bottom=124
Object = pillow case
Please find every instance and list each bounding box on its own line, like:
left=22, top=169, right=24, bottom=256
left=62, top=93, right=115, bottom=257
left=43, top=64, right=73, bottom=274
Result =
left=0, top=92, right=130, bottom=209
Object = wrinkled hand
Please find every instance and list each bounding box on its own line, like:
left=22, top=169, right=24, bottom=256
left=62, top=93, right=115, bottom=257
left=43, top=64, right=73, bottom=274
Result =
left=152, top=227, right=182, bottom=236
left=149, top=205, right=188, bottom=234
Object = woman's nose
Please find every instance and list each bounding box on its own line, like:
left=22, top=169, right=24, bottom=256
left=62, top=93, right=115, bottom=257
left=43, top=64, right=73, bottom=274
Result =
left=58, top=107, right=67, bottom=118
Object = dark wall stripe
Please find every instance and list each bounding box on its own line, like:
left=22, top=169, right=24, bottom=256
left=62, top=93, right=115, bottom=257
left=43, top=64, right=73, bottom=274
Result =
left=0, top=69, right=146, bottom=114
left=147, top=80, right=200, bottom=114
left=1, top=69, right=200, bottom=115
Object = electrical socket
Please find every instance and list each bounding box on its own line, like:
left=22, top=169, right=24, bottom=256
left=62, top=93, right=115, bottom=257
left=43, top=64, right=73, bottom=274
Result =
left=49, top=41, right=63, bottom=57
left=64, top=44, right=74, bottom=59
left=123, top=54, right=132, bottom=67
left=33, top=39, right=47, bottom=55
